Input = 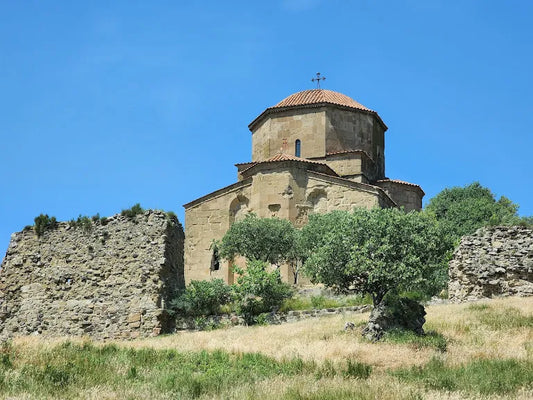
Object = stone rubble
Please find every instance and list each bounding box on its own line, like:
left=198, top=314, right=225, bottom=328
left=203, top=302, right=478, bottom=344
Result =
left=449, top=226, right=533, bottom=302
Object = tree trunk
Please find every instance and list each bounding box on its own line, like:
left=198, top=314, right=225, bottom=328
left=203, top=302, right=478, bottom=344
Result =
left=362, top=294, right=426, bottom=341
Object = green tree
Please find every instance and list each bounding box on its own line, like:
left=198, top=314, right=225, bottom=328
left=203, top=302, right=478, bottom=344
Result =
left=301, top=208, right=451, bottom=307
left=424, top=182, right=520, bottom=240
left=232, top=260, right=293, bottom=323
left=218, top=214, right=297, bottom=267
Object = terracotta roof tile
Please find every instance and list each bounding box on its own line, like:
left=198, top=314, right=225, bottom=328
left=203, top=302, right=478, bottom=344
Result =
left=326, top=149, right=373, bottom=160
left=272, top=89, right=373, bottom=112
left=239, top=153, right=337, bottom=176
left=262, top=153, right=326, bottom=164
left=249, top=89, right=387, bottom=131
left=376, top=179, right=423, bottom=189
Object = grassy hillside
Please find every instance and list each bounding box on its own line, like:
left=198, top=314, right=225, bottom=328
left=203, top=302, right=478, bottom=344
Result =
left=1, top=297, right=532, bottom=399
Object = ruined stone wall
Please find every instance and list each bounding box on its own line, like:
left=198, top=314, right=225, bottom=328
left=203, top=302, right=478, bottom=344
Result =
left=0, top=210, right=184, bottom=340
left=449, top=226, right=533, bottom=302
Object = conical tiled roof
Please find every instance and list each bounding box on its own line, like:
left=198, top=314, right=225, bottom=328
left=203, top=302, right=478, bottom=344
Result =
left=249, top=89, right=385, bottom=131
left=272, top=89, right=373, bottom=112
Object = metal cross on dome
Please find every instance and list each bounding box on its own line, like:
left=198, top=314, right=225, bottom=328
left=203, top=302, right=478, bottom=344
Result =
left=311, top=72, right=326, bottom=88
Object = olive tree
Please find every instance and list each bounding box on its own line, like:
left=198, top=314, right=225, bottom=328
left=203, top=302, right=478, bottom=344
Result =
left=301, top=208, right=451, bottom=307
left=218, top=213, right=298, bottom=267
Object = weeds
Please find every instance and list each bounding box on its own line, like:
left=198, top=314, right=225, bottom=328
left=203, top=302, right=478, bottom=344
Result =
left=467, top=303, right=490, bottom=311
left=121, top=203, right=144, bottom=219
left=468, top=304, right=533, bottom=329
left=77, top=215, right=92, bottom=232
left=343, top=359, right=372, bottom=379
left=383, top=329, right=448, bottom=352
left=0, top=342, right=374, bottom=399
left=68, top=215, right=93, bottom=233
left=392, top=357, right=533, bottom=395
left=34, top=214, right=58, bottom=237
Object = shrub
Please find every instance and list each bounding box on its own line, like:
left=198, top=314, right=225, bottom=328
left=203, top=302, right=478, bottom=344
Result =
left=233, top=260, right=293, bottom=324
left=76, top=215, right=93, bottom=232
left=67, top=214, right=96, bottom=232
left=121, top=203, right=144, bottom=219
left=166, top=211, right=177, bottom=220
left=171, top=279, right=233, bottom=317
left=34, top=214, right=58, bottom=237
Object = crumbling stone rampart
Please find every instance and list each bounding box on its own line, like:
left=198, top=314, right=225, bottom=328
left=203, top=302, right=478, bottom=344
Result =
left=0, top=210, right=184, bottom=340
left=449, top=226, right=533, bottom=302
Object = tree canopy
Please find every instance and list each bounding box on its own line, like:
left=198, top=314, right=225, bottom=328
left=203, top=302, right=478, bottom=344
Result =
left=301, top=208, right=452, bottom=306
left=217, top=214, right=297, bottom=266
left=424, top=182, right=520, bottom=240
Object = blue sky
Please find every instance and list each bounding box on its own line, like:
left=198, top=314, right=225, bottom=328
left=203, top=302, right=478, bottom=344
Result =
left=1, top=0, right=532, bottom=259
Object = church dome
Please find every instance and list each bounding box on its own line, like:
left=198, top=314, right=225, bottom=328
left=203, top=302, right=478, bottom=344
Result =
left=249, top=88, right=383, bottom=131
left=272, top=89, right=373, bottom=112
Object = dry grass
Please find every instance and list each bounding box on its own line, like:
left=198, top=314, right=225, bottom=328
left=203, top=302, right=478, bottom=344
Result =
left=126, top=314, right=433, bottom=370
left=425, top=296, right=533, bottom=364
left=8, top=296, right=532, bottom=400
left=107, top=296, right=531, bottom=371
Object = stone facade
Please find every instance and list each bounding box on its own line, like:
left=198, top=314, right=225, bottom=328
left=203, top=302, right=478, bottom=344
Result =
left=184, top=89, right=424, bottom=284
left=250, top=102, right=386, bottom=183
left=449, top=226, right=533, bottom=302
left=0, top=210, right=184, bottom=339
left=185, top=160, right=396, bottom=284
left=375, top=179, right=424, bottom=212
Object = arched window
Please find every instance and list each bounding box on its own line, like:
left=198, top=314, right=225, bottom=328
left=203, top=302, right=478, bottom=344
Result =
left=295, top=139, right=301, bottom=157
left=211, top=247, right=220, bottom=271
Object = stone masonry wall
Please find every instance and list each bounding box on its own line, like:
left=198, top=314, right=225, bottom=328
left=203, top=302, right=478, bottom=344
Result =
left=0, top=210, right=184, bottom=340
left=449, top=226, right=533, bottom=302
left=252, top=108, right=327, bottom=161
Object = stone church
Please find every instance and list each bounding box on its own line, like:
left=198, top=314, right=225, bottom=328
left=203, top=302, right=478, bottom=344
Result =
left=184, top=88, right=424, bottom=284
